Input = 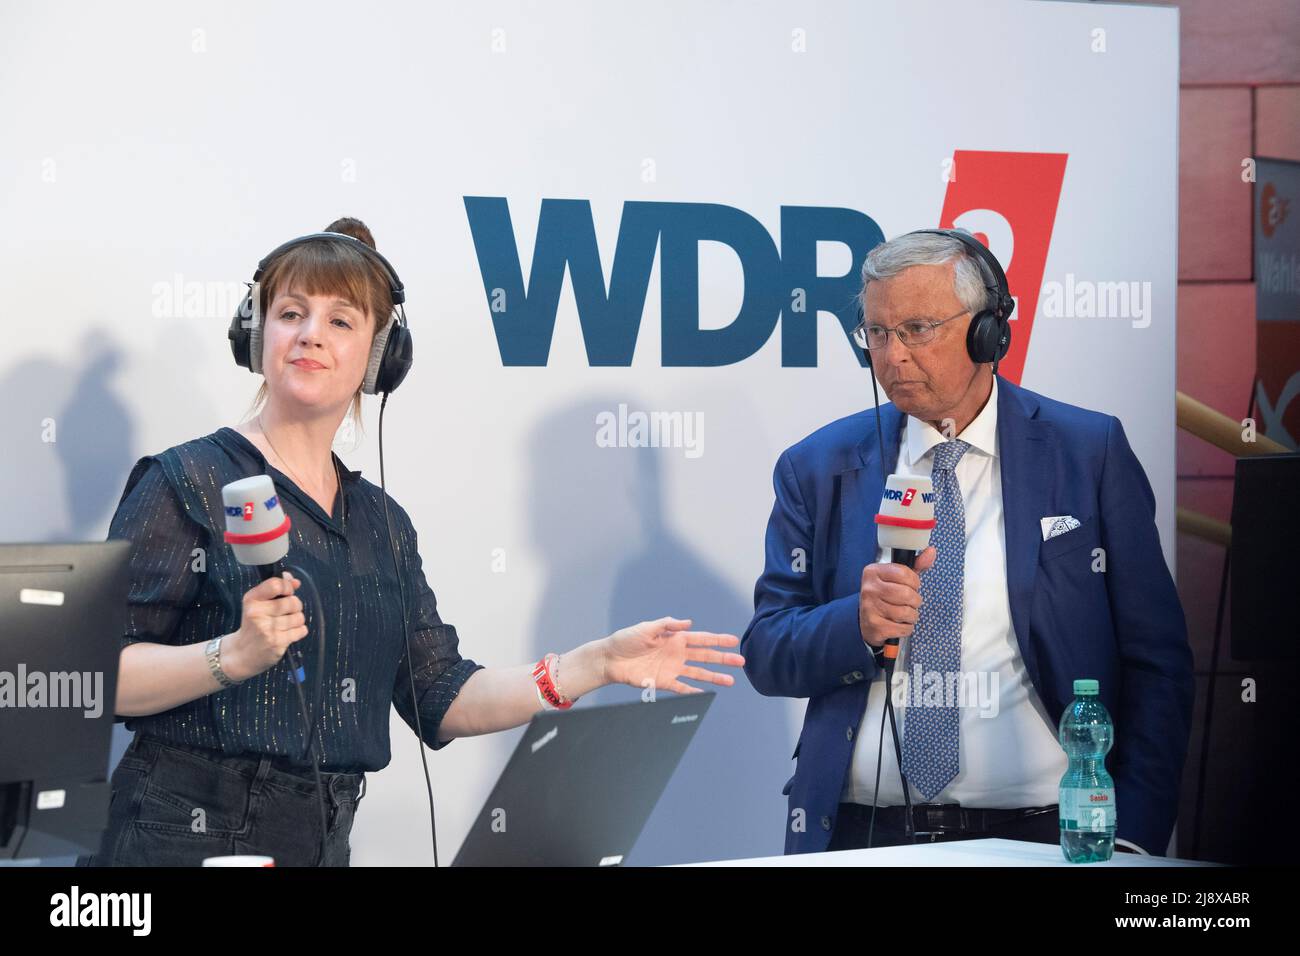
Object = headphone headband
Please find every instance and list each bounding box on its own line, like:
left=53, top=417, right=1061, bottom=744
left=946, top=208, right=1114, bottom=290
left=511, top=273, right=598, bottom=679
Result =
left=252, top=231, right=406, bottom=306
left=909, top=227, right=1013, bottom=320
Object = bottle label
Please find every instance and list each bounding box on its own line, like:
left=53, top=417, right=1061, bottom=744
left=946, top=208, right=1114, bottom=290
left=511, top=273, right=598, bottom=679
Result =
left=1059, top=787, right=1115, bottom=831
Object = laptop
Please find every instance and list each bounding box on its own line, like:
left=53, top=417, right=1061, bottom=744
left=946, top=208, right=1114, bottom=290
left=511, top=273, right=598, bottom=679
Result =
left=452, top=691, right=715, bottom=866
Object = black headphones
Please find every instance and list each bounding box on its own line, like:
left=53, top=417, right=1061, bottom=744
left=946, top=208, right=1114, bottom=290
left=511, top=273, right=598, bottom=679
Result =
left=857, top=227, right=1014, bottom=374
left=228, top=231, right=414, bottom=395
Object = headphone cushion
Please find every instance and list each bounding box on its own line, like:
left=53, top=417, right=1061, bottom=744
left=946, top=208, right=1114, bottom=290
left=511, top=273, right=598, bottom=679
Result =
left=376, top=323, right=413, bottom=394
left=248, top=316, right=264, bottom=375
left=363, top=313, right=397, bottom=395
left=229, top=292, right=256, bottom=370
left=966, top=310, right=1000, bottom=364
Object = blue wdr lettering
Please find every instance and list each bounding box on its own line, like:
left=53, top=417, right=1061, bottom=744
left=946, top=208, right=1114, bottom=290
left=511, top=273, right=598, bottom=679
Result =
left=463, top=198, right=885, bottom=367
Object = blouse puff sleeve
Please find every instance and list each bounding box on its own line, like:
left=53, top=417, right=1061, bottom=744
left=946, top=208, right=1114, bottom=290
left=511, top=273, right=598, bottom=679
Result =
left=106, top=458, right=209, bottom=722
left=388, top=502, right=484, bottom=751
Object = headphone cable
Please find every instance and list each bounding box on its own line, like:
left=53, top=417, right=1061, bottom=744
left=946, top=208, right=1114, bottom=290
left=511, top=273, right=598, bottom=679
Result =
left=865, top=364, right=916, bottom=846
left=378, top=390, right=441, bottom=866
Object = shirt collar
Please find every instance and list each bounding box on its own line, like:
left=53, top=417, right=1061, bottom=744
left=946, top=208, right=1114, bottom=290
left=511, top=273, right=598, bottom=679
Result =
left=216, top=427, right=362, bottom=483
left=903, top=377, right=999, bottom=468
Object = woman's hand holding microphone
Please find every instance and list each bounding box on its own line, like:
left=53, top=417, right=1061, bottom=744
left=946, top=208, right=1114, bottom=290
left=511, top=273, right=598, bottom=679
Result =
left=218, top=572, right=309, bottom=684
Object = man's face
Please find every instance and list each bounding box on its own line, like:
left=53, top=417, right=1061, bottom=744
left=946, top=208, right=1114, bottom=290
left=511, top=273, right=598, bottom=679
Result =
left=862, top=262, right=981, bottom=422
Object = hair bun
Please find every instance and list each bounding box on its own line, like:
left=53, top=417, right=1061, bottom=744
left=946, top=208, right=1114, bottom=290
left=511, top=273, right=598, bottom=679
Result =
left=323, top=217, right=376, bottom=250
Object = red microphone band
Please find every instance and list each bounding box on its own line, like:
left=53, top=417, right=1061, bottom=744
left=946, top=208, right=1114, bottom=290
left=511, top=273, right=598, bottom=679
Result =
left=223, top=515, right=292, bottom=545
left=874, top=514, right=936, bottom=530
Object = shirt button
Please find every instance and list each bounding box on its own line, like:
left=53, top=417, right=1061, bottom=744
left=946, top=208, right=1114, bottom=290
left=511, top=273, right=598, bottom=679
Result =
left=821, top=815, right=832, bottom=831
left=846, top=725, right=855, bottom=741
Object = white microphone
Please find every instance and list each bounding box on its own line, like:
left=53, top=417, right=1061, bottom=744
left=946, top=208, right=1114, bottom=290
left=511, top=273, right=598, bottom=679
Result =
left=221, top=474, right=291, bottom=572
left=874, top=474, right=936, bottom=567
left=873, top=474, right=936, bottom=667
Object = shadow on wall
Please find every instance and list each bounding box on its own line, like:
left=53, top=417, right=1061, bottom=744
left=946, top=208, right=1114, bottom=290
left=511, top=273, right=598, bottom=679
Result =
left=525, top=397, right=790, bottom=866
left=0, top=330, right=136, bottom=543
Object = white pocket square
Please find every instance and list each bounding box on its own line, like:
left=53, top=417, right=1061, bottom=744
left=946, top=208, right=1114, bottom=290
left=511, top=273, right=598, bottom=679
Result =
left=1041, top=515, right=1081, bottom=541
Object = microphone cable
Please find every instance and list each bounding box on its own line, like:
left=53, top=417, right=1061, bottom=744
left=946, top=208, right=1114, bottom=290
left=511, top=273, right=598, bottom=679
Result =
left=260, top=562, right=329, bottom=862
left=377, top=390, right=442, bottom=867
left=864, top=354, right=917, bottom=847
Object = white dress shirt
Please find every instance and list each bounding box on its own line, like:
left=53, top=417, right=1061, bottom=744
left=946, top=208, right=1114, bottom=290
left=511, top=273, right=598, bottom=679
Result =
left=841, top=378, right=1068, bottom=808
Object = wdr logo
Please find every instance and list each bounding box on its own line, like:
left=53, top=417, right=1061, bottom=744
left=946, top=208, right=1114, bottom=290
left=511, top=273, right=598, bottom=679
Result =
left=883, top=488, right=935, bottom=505
left=464, top=151, right=1066, bottom=377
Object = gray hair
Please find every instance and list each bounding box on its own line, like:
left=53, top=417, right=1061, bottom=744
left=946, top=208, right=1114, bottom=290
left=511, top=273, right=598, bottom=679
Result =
left=858, top=230, right=997, bottom=319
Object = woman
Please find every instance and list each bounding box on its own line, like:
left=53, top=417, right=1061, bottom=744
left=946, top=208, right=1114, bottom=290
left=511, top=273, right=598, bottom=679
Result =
left=80, top=217, right=743, bottom=867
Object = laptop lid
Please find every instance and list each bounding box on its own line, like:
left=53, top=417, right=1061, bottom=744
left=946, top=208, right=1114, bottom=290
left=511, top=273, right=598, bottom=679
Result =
left=453, top=691, right=715, bottom=866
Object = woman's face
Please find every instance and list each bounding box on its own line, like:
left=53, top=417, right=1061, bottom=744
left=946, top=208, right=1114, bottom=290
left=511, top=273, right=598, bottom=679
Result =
left=261, top=288, right=373, bottom=416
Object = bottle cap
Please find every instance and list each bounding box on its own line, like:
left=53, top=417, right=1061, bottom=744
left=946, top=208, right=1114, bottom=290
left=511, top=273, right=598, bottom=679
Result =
left=1073, top=679, right=1099, bottom=695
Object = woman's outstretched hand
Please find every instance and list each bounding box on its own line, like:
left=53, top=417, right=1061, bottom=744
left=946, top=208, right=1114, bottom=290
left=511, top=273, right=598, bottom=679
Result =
left=602, top=618, right=745, bottom=695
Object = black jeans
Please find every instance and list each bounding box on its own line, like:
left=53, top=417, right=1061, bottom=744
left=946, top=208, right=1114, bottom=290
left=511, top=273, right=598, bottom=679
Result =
left=77, top=734, right=366, bottom=867
left=828, top=802, right=1060, bottom=851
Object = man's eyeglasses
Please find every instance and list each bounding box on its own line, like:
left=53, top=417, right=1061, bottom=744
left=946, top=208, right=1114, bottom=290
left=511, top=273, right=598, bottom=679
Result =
left=852, top=308, right=969, bottom=350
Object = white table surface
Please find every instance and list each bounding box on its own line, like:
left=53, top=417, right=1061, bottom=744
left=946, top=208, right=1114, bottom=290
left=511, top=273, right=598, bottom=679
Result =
left=682, top=838, right=1216, bottom=867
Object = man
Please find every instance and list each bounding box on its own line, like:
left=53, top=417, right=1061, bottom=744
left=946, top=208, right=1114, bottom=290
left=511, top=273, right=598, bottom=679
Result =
left=741, top=229, right=1193, bottom=856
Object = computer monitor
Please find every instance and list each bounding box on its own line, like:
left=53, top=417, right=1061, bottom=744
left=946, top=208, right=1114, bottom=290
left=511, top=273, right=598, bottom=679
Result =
left=0, top=541, right=130, bottom=859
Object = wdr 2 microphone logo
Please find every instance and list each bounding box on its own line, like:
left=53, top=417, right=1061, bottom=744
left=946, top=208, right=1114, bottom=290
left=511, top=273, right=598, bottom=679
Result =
left=465, top=150, right=1066, bottom=379
left=883, top=487, right=936, bottom=506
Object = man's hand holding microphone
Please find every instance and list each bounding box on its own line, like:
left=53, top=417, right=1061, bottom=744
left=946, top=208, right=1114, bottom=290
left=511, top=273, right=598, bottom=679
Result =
left=861, top=473, right=940, bottom=664
left=859, top=546, right=936, bottom=651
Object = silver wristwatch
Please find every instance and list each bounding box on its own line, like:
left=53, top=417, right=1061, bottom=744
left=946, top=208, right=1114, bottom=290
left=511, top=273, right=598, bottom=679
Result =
left=205, top=636, right=244, bottom=688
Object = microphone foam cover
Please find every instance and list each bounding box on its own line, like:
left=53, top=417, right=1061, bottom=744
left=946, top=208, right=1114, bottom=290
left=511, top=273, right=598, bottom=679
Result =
left=222, top=474, right=290, bottom=567
left=875, top=474, right=936, bottom=552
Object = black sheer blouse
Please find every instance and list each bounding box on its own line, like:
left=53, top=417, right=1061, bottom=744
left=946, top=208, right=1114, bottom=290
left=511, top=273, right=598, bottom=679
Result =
left=107, top=426, right=482, bottom=772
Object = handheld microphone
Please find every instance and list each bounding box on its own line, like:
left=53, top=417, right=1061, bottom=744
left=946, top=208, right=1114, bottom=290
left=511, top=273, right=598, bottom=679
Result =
left=874, top=474, right=936, bottom=662
left=221, top=475, right=303, bottom=682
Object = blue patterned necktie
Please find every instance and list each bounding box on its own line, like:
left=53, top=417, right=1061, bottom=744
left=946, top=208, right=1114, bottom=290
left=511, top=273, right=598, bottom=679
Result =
left=900, top=438, right=970, bottom=801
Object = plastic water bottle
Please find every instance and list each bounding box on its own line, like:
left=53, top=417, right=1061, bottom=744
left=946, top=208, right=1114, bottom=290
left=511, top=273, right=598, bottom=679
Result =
left=1058, top=678, right=1115, bottom=862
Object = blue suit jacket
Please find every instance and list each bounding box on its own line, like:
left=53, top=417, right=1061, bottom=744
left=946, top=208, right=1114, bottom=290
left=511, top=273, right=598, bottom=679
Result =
left=741, top=376, right=1194, bottom=856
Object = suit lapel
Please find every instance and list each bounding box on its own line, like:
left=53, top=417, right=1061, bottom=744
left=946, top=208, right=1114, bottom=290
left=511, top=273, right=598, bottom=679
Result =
left=997, top=376, right=1054, bottom=680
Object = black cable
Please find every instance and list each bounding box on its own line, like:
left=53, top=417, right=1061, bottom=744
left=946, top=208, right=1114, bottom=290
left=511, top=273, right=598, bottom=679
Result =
left=867, top=656, right=916, bottom=847
left=280, top=563, right=329, bottom=863
left=284, top=642, right=328, bottom=861
left=864, top=353, right=916, bottom=846
left=285, top=563, right=327, bottom=761
left=378, top=390, right=441, bottom=866
left=869, top=364, right=888, bottom=489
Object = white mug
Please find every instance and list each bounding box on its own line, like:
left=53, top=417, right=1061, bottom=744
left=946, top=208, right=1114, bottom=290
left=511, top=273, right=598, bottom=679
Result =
left=202, top=855, right=275, bottom=867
